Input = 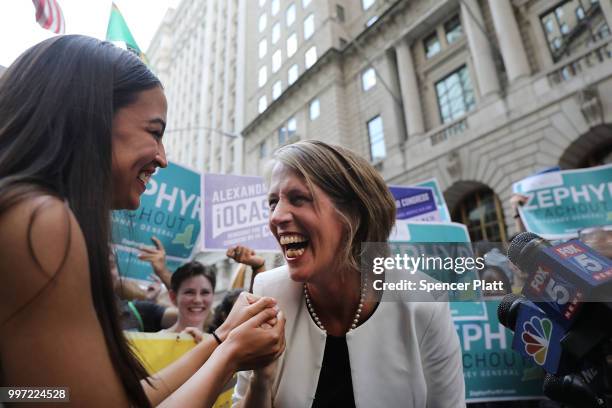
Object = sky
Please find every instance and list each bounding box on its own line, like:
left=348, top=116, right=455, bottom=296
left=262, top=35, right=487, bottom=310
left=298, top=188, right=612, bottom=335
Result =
left=0, top=0, right=180, bottom=67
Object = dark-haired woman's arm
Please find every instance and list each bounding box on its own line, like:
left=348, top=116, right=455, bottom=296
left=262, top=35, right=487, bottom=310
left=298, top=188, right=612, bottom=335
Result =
left=0, top=196, right=131, bottom=406
left=157, top=308, right=285, bottom=408
left=142, top=292, right=283, bottom=406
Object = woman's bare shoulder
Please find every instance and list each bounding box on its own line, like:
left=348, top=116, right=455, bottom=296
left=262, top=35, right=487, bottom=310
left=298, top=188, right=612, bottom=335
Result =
left=0, top=194, right=89, bottom=325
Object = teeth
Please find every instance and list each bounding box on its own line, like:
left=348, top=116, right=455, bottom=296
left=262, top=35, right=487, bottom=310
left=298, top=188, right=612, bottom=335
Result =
left=138, top=172, right=149, bottom=183
left=286, top=247, right=305, bottom=258
left=280, top=234, right=308, bottom=245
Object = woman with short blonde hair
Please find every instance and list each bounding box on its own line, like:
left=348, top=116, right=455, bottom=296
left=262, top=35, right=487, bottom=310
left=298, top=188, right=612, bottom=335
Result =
left=234, top=140, right=465, bottom=407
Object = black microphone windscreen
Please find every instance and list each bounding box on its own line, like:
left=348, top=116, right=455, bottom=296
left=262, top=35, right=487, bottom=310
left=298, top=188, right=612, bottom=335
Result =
left=507, top=232, right=541, bottom=265
left=497, top=293, right=521, bottom=328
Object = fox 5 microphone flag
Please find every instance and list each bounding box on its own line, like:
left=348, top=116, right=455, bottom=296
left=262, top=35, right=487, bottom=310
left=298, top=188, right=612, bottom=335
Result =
left=32, top=0, right=65, bottom=34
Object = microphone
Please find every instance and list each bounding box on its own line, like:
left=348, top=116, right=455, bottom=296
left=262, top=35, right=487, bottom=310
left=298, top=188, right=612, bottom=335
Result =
left=507, top=232, right=612, bottom=330
left=543, top=373, right=606, bottom=407
left=498, top=294, right=568, bottom=374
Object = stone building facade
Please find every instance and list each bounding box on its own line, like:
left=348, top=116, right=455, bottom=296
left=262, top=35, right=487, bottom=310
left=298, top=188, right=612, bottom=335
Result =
left=243, top=0, right=612, bottom=242
left=147, top=0, right=246, bottom=175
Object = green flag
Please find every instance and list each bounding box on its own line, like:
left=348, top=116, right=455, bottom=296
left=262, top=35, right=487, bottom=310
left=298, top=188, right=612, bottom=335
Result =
left=106, top=2, right=146, bottom=61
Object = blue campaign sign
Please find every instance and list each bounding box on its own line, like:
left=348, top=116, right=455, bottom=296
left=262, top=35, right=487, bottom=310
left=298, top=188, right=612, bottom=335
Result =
left=389, top=221, right=487, bottom=320
left=112, top=161, right=201, bottom=280
left=456, top=300, right=545, bottom=402
left=414, top=178, right=451, bottom=222
left=388, top=185, right=439, bottom=221
left=201, top=173, right=278, bottom=251
left=513, top=164, right=612, bottom=239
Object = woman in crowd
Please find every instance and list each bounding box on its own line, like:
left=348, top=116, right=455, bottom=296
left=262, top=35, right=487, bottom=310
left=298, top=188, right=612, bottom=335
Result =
left=164, top=261, right=216, bottom=335
left=233, top=140, right=464, bottom=407
left=0, top=35, right=284, bottom=407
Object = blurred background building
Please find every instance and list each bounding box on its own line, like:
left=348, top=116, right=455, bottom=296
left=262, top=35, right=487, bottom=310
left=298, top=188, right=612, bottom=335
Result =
left=148, top=0, right=612, bottom=288
left=240, top=0, right=612, bottom=243
left=147, top=0, right=245, bottom=175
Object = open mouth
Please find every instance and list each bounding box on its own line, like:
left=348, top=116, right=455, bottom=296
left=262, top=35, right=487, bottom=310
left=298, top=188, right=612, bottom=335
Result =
left=137, top=171, right=152, bottom=186
left=279, top=234, right=310, bottom=259
left=187, top=307, right=205, bottom=314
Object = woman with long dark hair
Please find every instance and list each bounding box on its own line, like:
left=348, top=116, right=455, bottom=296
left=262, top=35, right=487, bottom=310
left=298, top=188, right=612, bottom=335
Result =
left=0, top=35, right=285, bottom=407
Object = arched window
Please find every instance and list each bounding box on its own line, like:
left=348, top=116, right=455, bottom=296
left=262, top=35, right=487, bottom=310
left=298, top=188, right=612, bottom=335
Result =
left=452, top=188, right=507, bottom=243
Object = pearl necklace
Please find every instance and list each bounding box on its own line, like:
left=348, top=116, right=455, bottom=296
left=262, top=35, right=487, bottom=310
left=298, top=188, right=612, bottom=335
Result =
left=303, top=274, right=367, bottom=333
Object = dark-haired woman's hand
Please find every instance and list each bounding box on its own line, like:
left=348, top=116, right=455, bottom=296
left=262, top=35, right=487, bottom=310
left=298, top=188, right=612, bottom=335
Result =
left=215, top=292, right=277, bottom=341
left=222, top=308, right=286, bottom=371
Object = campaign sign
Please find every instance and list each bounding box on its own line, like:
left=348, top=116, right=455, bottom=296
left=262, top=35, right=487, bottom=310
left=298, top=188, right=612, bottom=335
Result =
left=389, top=221, right=487, bottom=319
left=201, top=173, right=278, bottom=251
left=455, top=300, right=545, bottom=402
left=513, top=164, right=612, bottom=239
left=111, top=161, right=201, bottom=280
left=414, top=178, right=451, bottom=222
left=388, top=185, right=440, bottom=222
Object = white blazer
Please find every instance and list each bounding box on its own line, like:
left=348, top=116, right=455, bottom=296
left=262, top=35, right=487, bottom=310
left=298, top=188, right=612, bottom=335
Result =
left=233, top=266, right=466, bottom=408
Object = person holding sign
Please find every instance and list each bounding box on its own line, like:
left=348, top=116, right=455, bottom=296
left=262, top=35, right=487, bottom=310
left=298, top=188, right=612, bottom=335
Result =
left=233, top=141, right=464, bottom=407
left=0, top=35, right=285, bottom=407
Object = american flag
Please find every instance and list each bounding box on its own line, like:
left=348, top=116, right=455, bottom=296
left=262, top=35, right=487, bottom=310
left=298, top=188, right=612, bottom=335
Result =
left=32, top=0, right=65, bottom=34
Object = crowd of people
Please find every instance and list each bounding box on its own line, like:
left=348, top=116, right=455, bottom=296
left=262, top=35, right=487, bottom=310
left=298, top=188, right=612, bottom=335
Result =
left=1, top=34, right=608, bottom=408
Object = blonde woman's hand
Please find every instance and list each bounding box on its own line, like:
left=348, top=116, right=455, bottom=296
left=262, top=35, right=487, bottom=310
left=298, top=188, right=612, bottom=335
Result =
left=214, top=292, right=278, bottom=341
left=223, top=309, right=286, bottom=371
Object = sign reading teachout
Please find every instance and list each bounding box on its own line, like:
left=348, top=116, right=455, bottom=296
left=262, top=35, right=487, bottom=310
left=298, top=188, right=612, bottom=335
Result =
left=201, top=173, right=278, bottom=251
left=112, top=162, right=201, bottom=280
left=513, top=164, right=612, bottom=239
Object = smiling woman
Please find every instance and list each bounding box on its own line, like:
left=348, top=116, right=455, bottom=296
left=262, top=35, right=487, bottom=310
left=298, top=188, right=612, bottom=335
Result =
left=233, top=140, right=466, bottom=408
left=0, top=35, right=285, bottom=407
left=111, top=86, right=168, bottom=209
left=164, top=261, right=216, bottom=334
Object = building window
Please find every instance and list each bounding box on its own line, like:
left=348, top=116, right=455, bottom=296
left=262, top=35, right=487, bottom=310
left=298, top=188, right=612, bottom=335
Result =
left=286, top=3, right=296, bottom=26
left=424, top=32, right=441, bottom=58
left=303, top=0, right=312, bottom=7
left=272, top=22, right=281, bottom=44
left=287, top=33, right=298, bottom=57
left=361, top=67, right=376, bottom=91
left=258, top=13, right=267, bottom=32
left=367, top=116, right=385, bottom=161
left=272, top=49, right=282, bottom=72
left=287, top=117, right=297, bottom=136
left=444, top=15, right=463, bottom=44
left=278, top=117, right=297, bottom=145
left=258, top=39, right=267, bottom=59
left=309, top=98, right=320, bottom=120
left=271, top=0, right=280, bottom=15
left=304, top=14, right=315, bottom=40
left=259, top=140, right=268, bottom=158
left=278, top=125, right=288, bottom=145
left=258, top=95, right=268, bottom=113
left=288, top=64, right=299, bottom=84
left=435, top=65, right=475, bottom=124
left=258, top=66, right=267, bottom=87
left=540, top=0, right=610, bottom=62
left=305, top=46, right=317, bottom=68
left=362, top=0, right=375, bottom=10
left=337, top=5, right=345, bottom=22
left=272, top=80, right=282, bottom=100
left=452, top=189, right=507, bottom=243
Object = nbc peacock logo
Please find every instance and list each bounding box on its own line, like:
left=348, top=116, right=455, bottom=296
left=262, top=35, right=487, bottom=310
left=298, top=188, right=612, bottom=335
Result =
left=521, top=316, right=553, bottom=365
